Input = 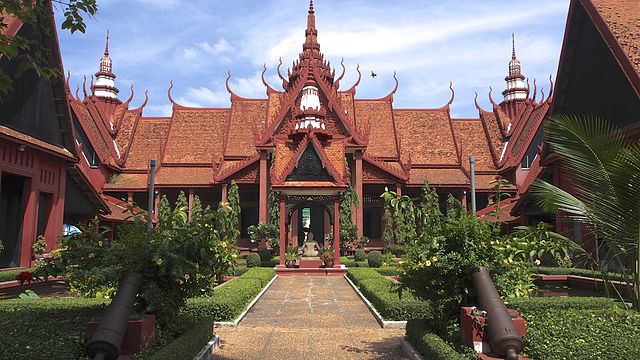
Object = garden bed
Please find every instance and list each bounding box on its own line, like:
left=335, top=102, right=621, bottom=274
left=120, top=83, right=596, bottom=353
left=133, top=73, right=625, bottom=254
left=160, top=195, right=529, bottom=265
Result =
left=346, top=268, right=430, bottom=322
left=507, top=296, right=639, bottom=360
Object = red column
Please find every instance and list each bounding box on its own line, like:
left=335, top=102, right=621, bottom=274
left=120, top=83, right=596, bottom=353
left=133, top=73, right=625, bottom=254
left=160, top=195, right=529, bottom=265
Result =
left=154, top=190, right=160, bottom=222
left=20, top=177, right=37, bottom=267
left=395, top=183, right=402, bottom=196
left=461, top=191, right=468, bottom=210
left=259, top=151, right=268, bottom=224
left=187, top=189, right=194, bottom=222
left=278, top=194, right=286, bottom=267
left=333, top=195, right=340, bottom=267
left=354, top=152, right=363, bottom=237
left=221, top=183, right=228, bottom=204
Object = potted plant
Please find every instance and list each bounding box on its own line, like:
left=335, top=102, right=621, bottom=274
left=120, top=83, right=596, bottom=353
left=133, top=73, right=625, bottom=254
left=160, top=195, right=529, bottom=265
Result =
left=284, top=247, right=298, bottom=268
left=321, top=247, right=335, bottom=268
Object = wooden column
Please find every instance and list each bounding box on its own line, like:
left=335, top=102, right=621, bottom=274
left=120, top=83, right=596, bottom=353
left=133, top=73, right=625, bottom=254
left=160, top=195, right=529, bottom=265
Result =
left=354, top=151, right=363, bottom=237
left=20, top=177, right=37, bottom=267
left=395, top=183, right=402, bottom=196
left=154, top=190, right=160, bottom=221
left=461, top=191, right=468, bottom=210
left=278, top=195, right=286, bottom=267
left=127, top=192, right=133, bottom=203
left=333, top=195, right=340, bottom=267
left=259, top=151, right=269, bottom=224
left=221, top=183, right=228, bottom=204
left=187, top=189, right=194, bottom=222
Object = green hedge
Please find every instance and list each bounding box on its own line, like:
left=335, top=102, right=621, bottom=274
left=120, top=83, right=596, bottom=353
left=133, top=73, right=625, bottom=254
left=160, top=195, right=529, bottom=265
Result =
left=534, top=266, right=625, bottom=281
left=375, top=267, right=400, bottom=276
left=135, top=316, right=214, bottom=360
left=347, top=268, right=430, bottom=321
left=520, top=306, right=640, bottom=359
left=0, top=297, right=108, bottom=360
left=506, top=296, right=622, bottom=313
left=0, top=268, right=32, bottom=283
left=182, top=268, right=275, bottom=321
left=405, top=319, right=467, bottom=360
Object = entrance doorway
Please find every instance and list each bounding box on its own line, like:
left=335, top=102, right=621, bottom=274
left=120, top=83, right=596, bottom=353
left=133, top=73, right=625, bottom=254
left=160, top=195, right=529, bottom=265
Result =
left=0, top=173, right=26, bottom=268
left=297, top=203, right=325, bottom=247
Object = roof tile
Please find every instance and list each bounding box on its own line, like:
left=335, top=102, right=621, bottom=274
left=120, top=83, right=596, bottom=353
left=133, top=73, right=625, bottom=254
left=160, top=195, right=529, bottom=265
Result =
left=163, top=109, right=229, bottom=164
left=394, top=110, right=458, bottom=165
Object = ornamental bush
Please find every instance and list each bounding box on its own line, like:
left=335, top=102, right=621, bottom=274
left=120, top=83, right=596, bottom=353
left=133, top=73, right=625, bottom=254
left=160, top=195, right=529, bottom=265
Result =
left=354, top=249, right=366, bottom=262
left=246, top=253, right=261, bottom=268
left=367, top=251, right=383, bottom=268
left=258, top=248, right=272, bottom=263
left=405, top=319, right=467, bottom=360
left=33, top=191, right=239, bottom=328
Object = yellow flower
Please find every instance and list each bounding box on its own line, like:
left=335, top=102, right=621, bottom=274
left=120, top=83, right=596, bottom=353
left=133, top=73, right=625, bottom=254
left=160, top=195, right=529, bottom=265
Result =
left=534, top=259, right=541, bottom=265
left=425, top=260, right=432, bottom=267
left=431, top=256, right=438, bottom=262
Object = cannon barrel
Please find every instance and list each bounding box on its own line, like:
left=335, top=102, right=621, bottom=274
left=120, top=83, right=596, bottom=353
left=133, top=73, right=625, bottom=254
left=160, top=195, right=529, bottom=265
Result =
left=473, top=267, right=523, bottom=360
left=86, top=272, right=143, bottom=360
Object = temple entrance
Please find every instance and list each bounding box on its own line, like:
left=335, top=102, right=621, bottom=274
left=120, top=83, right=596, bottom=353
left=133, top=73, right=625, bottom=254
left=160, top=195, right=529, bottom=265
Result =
left=0, top=173, right=26, bottom=268
left=297, top=203, right=325, bottom=247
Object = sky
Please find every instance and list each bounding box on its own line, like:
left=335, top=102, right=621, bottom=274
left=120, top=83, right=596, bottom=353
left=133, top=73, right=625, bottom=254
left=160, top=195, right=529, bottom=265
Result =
left=53, top=0, right=571, bottom=118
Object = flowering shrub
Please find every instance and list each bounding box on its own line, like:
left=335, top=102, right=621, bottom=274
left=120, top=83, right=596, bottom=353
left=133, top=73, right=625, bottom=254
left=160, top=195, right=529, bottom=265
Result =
left=388, top=182, right=569, bottom=336
left=16, top=271, right=34, bottom=285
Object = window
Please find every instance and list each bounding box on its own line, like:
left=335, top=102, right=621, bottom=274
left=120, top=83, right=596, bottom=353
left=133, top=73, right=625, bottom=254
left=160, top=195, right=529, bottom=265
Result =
left=301, top=207, right=311, bottom=228
left=240, top=206, right=258, bottom=238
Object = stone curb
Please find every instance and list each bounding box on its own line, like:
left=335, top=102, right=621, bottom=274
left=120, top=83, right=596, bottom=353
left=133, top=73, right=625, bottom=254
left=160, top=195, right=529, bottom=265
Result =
left=193, top=335, right=220, bottom=360
left=343, top=274, right=408, bottom=329
left=401, top=339, right=424, bottom=360
left=214, top=274, right=278, bottom=327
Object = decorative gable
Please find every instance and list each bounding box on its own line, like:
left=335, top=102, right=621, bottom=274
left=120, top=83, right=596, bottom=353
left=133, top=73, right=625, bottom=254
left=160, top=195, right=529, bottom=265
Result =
left=287, top=143, right=334, bottom=182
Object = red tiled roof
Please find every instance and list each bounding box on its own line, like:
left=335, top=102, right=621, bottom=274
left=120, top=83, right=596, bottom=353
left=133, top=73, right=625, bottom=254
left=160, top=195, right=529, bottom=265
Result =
left=125, top=118, right=170, bottom=170
left=323, top=138, right=346, bottom=182
left=355, top=100, right=397, bottom=158
left=394, top=110, right=459, bottom=165
left=451, top=119, right=496, bottom=171
left=478, top=110, right=505, bottom=164
left=408, top=168, right=468, bottom=186
left=0, top=125, right=75, bottom=160
left=103, top=173, right=148, bottom=190
left=474, top=174, right=516, bottom=191
left=155, top=167, right=213, bottom=186
left=113, top=111, right=138, bottom=160
left=590, top=0, right=640, bottom=75
left=163, top=109, right=229, bottom=164
left=70, top=101, right=112, bottom=162
left=224, top=100, right=267, bottom=157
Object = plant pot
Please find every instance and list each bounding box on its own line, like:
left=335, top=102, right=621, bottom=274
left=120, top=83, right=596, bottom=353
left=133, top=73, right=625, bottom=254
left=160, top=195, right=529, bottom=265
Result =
left=323, top=260, right=334, bottom=268
left=285, top=260, right=296, bottom=268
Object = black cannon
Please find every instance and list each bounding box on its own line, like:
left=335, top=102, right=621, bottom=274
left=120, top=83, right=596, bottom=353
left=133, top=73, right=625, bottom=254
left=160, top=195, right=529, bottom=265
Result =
left=472, top=267, right=524, bottom=360
left=86, top=272, right=143, bottom=360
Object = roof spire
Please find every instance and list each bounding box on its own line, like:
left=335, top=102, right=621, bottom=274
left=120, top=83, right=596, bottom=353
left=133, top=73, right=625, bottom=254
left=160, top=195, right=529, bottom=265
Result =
left=511, top=33, right=516, bottom=59
left=303, top=0, right=320, bottom=58
left=502, top=33, right=527, bottom=103
left=105, top=30, right=109, bottom=56
left=94, top=30, right=119, bottom=99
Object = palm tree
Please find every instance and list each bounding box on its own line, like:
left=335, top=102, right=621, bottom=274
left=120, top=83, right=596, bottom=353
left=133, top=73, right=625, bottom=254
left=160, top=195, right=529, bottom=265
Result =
left=531, top=115, right=640, bottom=308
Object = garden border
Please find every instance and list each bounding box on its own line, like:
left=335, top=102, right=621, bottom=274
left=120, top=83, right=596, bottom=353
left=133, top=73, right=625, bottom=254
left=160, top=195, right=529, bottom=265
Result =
left=193, top=335, right=220, bottom=360
left=343, top=274, right=407, bottom=328
left=213, top=274, right=277, bottom=327
left=401, top=339, right=425, bottom=360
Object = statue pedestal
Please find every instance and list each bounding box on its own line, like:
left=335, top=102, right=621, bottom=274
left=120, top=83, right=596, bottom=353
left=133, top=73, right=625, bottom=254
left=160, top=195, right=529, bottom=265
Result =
left=298, top=257, right=323, bottom=268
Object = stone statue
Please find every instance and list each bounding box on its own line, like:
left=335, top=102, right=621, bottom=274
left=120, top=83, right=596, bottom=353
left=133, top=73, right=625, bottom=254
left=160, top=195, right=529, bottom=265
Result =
left=300, top=232, right=320, bottom=257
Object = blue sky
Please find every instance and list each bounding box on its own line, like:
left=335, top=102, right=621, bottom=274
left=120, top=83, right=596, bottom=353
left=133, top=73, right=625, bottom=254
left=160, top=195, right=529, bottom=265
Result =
left=54, top=0, right=570, bottom=117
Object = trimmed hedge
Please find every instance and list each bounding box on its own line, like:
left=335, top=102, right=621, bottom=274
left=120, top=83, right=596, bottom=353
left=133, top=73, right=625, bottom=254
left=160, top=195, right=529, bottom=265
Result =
left=405, top=319, right=467, bottom=360
left=246, top=253, right=261, bottom=268
left=347, top=268, right=430, bottom=321
left=0, top=268, right=32, bottom=283
left=0, top=297, right=108, bottom=360
left=520, top=306, right=640, bottom=359
left=367, top=250, right=383, bottom=268
left=354, top=249, right=366, bottom=262
left=375, top=267, right=400, bottom=276
left=506, top=296, right=623, bottom=313
left=534, top=266, right=625, bottom=281
left=182, top=268, right=275, bottom=321
left=135, top=316, right=214, bottom=360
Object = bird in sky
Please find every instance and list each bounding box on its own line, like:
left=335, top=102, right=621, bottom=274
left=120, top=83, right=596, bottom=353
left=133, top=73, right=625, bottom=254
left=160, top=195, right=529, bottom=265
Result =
left=371, top=71, right=377, bottom=78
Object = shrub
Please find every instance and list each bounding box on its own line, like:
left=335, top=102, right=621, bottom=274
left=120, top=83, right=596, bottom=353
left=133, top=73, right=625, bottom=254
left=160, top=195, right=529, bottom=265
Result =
left=0, top=298, right=108, bottom=360
left=354, top=249, right=366, bottom=262
left=246, top=253, right=261, bottom=268
left=405, top=319, right=467, bottom=360
left=533, top=266, right=625, bottom=281
left=134, top=316, right=214, bottom=360
left=367, top=251, right=383, bottom=268
left=258, top=248, right=272, bottom=262
left=519, top=307, right=640, bottom=359
left=0, top=268, right=33, bottom=283
left=375, top=267, right=400, bottom=276
left=347, top=268, right=430, bottom=321
left=506, top=296, right=622, bottom=313
left=182, top=268, right=275, bottom=321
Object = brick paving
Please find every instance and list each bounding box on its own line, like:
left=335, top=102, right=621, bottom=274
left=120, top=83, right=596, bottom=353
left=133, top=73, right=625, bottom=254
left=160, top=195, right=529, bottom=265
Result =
left=214, top=276, right=408, bottom=360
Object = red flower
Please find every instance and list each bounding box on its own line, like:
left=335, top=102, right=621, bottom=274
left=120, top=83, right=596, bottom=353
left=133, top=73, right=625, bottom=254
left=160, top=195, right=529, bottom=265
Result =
left=16, top=272, right=33, bottom=285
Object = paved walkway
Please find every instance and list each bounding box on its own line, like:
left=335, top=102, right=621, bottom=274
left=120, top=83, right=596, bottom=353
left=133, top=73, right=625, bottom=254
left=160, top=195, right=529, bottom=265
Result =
left=214, top=276, right=408, bottom=360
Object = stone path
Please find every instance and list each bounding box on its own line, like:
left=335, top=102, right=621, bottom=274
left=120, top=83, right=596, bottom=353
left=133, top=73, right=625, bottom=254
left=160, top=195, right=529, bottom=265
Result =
left=214, top=276, right=408, bottom=360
